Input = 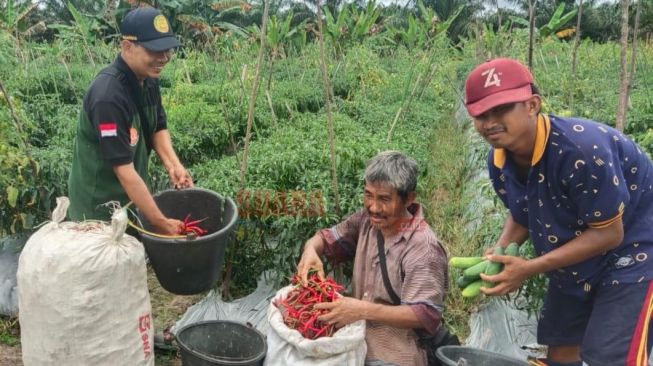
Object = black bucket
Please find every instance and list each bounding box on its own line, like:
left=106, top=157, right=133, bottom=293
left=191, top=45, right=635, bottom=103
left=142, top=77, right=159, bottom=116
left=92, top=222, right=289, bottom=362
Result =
left=176, top=320, right=266, bottom=366
left=137, top=188, right=238, bottom=295
left=436, top=346, right=529, bottom=366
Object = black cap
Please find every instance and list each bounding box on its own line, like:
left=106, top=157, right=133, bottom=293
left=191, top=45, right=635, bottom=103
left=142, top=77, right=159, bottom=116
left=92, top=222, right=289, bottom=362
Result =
left=120, top=7, right=181, bottom=52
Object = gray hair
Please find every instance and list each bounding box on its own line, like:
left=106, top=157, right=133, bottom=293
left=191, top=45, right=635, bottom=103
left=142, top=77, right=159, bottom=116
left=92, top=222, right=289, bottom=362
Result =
left=364, top=151, right=419, bottom=199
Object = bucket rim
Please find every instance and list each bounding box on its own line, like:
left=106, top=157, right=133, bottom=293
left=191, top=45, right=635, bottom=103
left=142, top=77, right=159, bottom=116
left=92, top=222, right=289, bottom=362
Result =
left=435, top=345, right=529, bottom=365
left=137, top=188, right=239, bottom=242
left=175, top=320, right=267, bottom=365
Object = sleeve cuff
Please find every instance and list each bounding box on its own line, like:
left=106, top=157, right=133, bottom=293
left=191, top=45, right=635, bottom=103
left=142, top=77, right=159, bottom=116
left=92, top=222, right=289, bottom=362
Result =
left=587, top=211, right=624, bottom=229
left=409, top=303, right=442, bottom=336
left=108, top=156, right=133, bottom=166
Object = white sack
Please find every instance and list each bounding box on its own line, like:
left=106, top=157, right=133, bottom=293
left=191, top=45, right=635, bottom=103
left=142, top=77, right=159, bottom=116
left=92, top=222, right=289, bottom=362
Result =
left=264, top=285, right=367, bottom=366
left=18, top=197, right=154, bottom=366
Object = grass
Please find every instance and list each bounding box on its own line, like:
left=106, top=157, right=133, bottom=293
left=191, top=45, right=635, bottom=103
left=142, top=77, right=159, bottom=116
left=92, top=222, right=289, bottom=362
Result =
left=0, top=317, right=19, bottom=347
left=423, top=115, right=487, bottom=340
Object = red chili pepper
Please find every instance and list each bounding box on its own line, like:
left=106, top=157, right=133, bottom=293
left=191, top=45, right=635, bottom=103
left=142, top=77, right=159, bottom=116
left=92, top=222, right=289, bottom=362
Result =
left=274, top=273, right=344, bottom=340
left=178, top=214, right=209, bottom=236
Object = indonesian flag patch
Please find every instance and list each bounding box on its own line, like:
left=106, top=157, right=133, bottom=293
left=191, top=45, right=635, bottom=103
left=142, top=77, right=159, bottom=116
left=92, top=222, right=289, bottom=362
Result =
left=99, top=122, right=118, bottom=137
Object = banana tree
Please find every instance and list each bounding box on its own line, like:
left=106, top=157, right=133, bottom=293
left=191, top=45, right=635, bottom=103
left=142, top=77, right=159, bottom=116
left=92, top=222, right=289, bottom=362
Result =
left=48, top=2, right=101, bottom=66
left=322, top=1, right=381, bottom=56
left=511, top=3, right=577, bottom=39
left=540, top=3, right=577, bottom=38
left=267, top=12, right=299, bottom=58
left=322, top=4, right=349, bottom=55
left=0, top=0, right=38, bottom=36
left=263, top=11, right=305, bottom=89
left=348, top=1, right=381, bottom=43
left=388, top=0, right=463, bottom=49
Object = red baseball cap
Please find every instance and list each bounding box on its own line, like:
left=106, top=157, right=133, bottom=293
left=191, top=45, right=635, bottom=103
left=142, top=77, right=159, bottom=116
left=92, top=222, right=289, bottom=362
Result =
left=464, top=58, right=534, bottom=117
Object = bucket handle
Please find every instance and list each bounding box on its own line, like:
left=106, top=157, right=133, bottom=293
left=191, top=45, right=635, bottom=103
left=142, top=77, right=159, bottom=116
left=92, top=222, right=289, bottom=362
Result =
left=124, top=201, right=188, bottom=239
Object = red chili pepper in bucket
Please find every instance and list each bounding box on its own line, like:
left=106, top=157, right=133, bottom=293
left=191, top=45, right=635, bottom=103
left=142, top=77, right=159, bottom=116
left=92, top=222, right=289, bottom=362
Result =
left=178, top=214, right=209, bottom=236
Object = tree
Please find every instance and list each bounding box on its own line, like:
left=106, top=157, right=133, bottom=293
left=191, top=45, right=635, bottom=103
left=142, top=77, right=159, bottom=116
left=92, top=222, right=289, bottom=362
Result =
left=422, top=0, right=483, bottom=42
left=0, top=0, right=40, bottom=37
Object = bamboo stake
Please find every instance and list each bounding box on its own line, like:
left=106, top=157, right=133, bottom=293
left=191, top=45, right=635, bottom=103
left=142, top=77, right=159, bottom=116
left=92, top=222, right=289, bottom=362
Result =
left=266, top=90, right=278, bottom=127
left=616, top=0, right=630, bottom=132
left=387, top=74, right=421, bottom=143
left=239, top=0, right=271, bottom=186
left=527, top=0, right=536, bottom=71
left=316, top=0, right=340, bottom=215
left=569, top=0, right=583, bottom=107
left=628, top=0, right=642, bottom=92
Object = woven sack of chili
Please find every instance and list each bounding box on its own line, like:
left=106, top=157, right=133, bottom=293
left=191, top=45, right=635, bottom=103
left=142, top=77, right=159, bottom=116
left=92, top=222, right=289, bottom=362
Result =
left=17, top=197, right=154, bottom=366
left=265, top=276, right=366, bottom=366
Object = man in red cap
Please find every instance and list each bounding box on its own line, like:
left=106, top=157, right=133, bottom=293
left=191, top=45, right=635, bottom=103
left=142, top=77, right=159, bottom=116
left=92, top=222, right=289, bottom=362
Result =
left=465, top=58, right=653, bottom=366
left=69, top=7, right=191, bottom=234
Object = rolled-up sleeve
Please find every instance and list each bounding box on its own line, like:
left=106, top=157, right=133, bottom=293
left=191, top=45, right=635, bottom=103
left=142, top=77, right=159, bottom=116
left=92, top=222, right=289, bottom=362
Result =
left=318, top=210, right=365, bottom=265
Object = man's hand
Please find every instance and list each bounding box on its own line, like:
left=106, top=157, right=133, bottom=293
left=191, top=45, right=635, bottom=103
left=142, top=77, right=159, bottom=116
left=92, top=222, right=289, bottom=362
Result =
left=479, top=254, right=532, bottom=296
left=315, top=297, right=368, bottom=328
left=152, top=218, right=185, bottom=236
left=297, top=245, right=325, bottom=283
left=483, top=246, right=499, bottom=257
left=168, top=164, right=193, bottom=189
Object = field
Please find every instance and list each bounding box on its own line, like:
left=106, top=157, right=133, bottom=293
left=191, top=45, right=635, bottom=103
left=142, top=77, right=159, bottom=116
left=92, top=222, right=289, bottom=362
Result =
left=1, top=0, right=652, bottom=363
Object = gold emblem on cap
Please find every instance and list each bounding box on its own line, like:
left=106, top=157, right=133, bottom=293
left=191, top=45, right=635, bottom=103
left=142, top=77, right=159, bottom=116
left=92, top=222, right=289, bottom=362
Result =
left=154, top=15, right=169, bottom=33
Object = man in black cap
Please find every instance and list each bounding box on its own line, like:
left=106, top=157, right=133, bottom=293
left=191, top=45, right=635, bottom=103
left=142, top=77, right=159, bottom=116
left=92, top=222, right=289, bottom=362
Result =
left=68, top=7, right=191, bottom=235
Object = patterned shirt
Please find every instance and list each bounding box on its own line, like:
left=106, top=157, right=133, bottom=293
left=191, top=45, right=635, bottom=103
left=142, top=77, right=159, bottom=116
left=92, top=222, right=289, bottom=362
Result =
left=489, top=114, right=653, bottom=298
left=318, top=203, right=448, bottom=366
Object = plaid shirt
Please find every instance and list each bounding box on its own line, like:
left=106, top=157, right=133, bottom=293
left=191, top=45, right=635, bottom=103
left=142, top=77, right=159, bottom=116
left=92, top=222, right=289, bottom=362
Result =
left=319, top=203, right=448, bottom=366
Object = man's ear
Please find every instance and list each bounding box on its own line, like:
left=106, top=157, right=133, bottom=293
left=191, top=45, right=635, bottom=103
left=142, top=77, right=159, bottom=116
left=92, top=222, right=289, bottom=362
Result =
left=404, top=191, right=416, bottom=206
left=526, top=95, right=542, bottom=116
left=120, top=39, right=134, bottom=55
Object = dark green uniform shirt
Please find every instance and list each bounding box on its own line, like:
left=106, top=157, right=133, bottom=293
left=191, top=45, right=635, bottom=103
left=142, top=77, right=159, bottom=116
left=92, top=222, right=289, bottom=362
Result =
left=68, top=55, right=167, bottom=221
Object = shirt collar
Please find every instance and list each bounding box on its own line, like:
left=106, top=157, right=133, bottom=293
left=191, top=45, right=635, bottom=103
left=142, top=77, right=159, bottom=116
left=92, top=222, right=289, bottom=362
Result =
left=382, top=203, right=425, bottom=245
left=114, top=54, right=153, bottom=89
left=493, top=113, right=551, bottom=169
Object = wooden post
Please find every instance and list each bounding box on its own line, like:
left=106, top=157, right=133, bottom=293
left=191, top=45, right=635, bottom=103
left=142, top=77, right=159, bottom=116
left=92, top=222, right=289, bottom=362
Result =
left=316, top=0, right=341, bottom=215
left=239, top=0, right=271, bottom=186
left=569, top=0, right=583, bottom=107
left=527, top=0, right=536, bottom=71
left=616, top=0, right=630, bottom=132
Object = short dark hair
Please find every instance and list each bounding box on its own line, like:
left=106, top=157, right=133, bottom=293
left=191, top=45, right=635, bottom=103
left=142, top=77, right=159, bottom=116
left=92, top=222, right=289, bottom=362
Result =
left=531, top=84, right=540, bottom=95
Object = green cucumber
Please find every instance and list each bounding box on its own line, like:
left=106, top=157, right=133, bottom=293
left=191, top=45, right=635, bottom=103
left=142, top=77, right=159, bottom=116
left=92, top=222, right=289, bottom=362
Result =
left=462, top=259, right=489, bottom=280
left=457, top=275, right=476, bottom=289
left=449, top=256, right=484, bottom=269
left=483, top=246, right=504, bottom=288
left=505, top=242, right=519, bottom=257
left=462, top=280, right=483, bottom=298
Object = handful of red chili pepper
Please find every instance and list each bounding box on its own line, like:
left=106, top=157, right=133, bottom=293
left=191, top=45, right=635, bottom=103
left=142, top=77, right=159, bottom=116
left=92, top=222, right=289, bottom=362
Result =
left=274, top=273, right=345, bottom=340
left=178, top=214, right=208, bottom=236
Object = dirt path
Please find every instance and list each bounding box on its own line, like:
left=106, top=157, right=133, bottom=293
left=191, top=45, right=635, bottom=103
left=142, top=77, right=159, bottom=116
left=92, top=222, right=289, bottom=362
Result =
left=0, top=344, right=21, bottom=366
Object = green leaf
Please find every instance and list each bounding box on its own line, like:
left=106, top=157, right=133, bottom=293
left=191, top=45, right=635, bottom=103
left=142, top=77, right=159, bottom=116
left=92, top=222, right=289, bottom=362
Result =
left=509, top=16, right=530, bottom=28
left=7, top=186, right=18, bottom=208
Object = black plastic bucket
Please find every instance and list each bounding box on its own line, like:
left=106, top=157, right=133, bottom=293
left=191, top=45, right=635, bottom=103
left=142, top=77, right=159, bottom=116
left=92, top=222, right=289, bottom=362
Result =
left=137, top=188, right=238, bottom=295
left=436, top=346, right=529, bottom=366
left=176, top=320, right=266, bottom=366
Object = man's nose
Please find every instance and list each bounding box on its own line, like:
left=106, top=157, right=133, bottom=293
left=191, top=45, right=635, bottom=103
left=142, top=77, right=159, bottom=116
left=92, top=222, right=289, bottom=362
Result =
left=479, top=115, right=498, bottom=129
left=367, top=200, right=380, bottom=213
